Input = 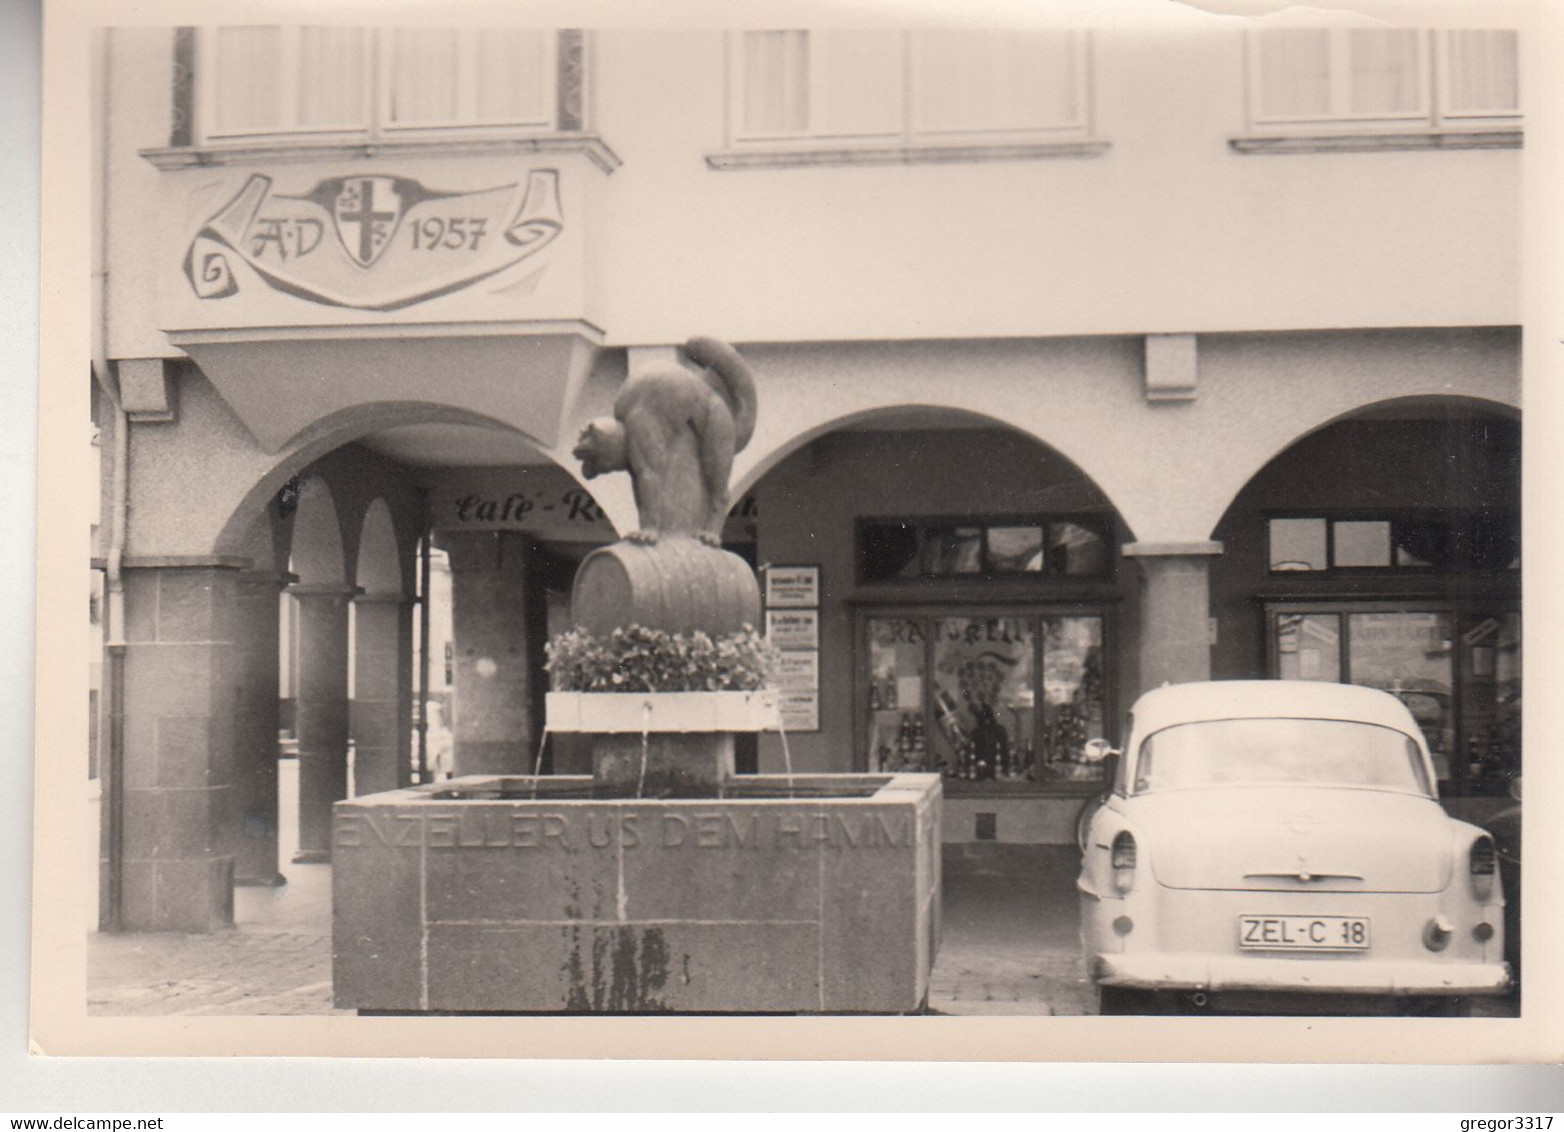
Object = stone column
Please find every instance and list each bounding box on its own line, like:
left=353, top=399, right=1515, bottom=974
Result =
left=232, top=567, right=287, bottom=886
left=1123, top=541, right=1223, bottom=693
left=289, top=583, right=355, bottom=863
left=351, top=591, right=415, bottom=797
left=442, top=531, right=544, bottom=777
left=104, top=560, right=242, bottom=931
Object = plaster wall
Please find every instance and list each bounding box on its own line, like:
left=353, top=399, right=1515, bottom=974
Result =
left=101, top=27, right=1519, bottom=363
left=731, top=329, right=1518, bottom=547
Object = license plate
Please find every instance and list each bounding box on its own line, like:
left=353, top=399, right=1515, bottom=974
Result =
left=1240, top=915, right=1370, bottom=951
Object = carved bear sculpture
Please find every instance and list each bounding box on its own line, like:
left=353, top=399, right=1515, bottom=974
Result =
left=573, top=336, right=757, bottom=545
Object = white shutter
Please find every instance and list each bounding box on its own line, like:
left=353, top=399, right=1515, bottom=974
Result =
left=474, top=29, right=549, bottom=124
left=388, top=28, right=461, bottom=124
left=1254, top=29, right=1331, bottom=120
left=296, top=27, right=367, bottom=129
left=913, top=29, right=1082, bottom=137
left=741, top=31, right=808, bottom=136
left=1345, top=29, right=1425, bottom=118
left=1443, top=29, right=1519, bottom=117
left=808, top=30, right=903, bottom=140
left=212, top=26, right=283, bottom=133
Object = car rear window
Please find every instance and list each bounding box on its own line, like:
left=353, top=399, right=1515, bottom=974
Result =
left=1135, top=717, right=1432, bottom=796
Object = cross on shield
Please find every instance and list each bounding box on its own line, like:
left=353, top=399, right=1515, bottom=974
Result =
left=333, top=176, right=404, bottom=268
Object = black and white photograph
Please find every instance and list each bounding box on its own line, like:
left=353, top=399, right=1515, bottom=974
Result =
left=22, top=0, right=1564, bottom=1072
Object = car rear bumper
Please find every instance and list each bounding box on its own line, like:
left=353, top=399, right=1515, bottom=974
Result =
left=1093, top=953, right=1511, bottom=996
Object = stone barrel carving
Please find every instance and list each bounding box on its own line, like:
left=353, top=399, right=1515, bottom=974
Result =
left=571, top=535, right=760, bottom=640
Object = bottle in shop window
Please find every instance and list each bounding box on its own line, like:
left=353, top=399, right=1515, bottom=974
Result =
left=884, top=674, right=898, bottom=710
left=869, top=680, right=881, bottom=711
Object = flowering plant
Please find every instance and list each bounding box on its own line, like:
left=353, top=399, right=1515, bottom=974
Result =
left=545, top=624, right=778, bottom=693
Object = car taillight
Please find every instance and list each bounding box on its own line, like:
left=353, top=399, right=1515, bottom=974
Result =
left=1470, top=835, right=1497, bottom=900
left=1111, top=831, right=1137, bottom=895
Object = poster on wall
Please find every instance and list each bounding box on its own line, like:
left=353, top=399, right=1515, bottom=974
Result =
left=777, top=690, right=820, bottom=732
left=764, top=565, right=819, bottom=608
left=766, top=609, right=819, bottom=649
left=775, top=650, right=820, bottom=692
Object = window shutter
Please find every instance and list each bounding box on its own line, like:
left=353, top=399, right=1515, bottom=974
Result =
left=475, top=30, right=549, bottom=123
left=1444, top=29, right=1519, bottom=115
left=1345, top=28, right=1423, bottom=117
left=296, top=27, right=366, bottom=129
left=742, top=30, right=808, bottom=135
left=213, top=26, right=283, bottom=132
left=388, top=28, right=461, bottom=124
left=808, top=30, right=903, bottom=139
left=1254, top=29, right=1331, bottom=120
left=914, top=29, right=1080, bottom=136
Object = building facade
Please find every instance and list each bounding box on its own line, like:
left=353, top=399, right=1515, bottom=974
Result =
left=92, top=24, right=1521, bottom=930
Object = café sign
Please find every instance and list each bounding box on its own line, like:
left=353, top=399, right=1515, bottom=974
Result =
left=183, top=169, right=563, bottom=311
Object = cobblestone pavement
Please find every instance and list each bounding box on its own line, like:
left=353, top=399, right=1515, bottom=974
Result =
left=88, top=863, right=344, bottom=1017
left=928, top=845, right=1095, bottom=1016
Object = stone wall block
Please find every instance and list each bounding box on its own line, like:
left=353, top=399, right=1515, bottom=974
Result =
left=424, top=922, right=821, bottom=1014
left=156, top=569, right=230, bottom=642
left=618, top=807, right=820, bottom=922
left=119, top=711, right=160, bottom=790
left=123, top=645, right=214, bottom=719
left=121, top=571, right=158, bottom=645
left=331, top=809, right=425, bottom=1011
left=817, top=805, right=922, bottom=1012
left=153, top=857, right=234, bottom=932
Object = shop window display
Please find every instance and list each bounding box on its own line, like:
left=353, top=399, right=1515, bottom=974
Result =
left=864, top=611, right=1108, bottom=785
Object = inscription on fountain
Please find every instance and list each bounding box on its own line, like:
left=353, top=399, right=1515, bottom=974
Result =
left=335, top=809, right=913, bottom=851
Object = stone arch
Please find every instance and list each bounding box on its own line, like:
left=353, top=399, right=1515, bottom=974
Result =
left=353, top=498, right=406, bottom=597
left=287, top=476, right=347, bottom=588
left=1206, top=394, right=1520, bottom=541
left=731, top=403, right=1131, bottom=535
left=211, top=400, right=545, bottom=560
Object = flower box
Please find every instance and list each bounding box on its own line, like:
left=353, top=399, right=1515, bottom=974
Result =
left=545, top=689, right=780, bottom=734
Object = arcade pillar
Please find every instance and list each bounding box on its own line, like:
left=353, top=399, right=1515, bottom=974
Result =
left=289, top=583, right=354, bottom=863
left=1124, top=541, right=1223, bottom=692
left=350, top=591, right=415, bottom=797
left=102, top=561, right=241, bottom=931
left=232, top=567, right=287, bottom=886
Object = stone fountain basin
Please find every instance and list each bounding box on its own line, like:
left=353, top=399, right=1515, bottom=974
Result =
left=332, top=773, right=942, bottom=1014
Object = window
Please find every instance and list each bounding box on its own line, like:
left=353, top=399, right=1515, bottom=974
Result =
left=1269, top=606, right=1520, bottom=795
left=196, top=27, right=582, bottom=143
left=1266, top=513, right=1518, bottom=574
left=863, top=610, right=1110, bottom=786
left=859, top=517, right=1111, bottom=582
left=1246, top=27, right=1518, bottom=132
left=729, top=29, right=1092, bottom=149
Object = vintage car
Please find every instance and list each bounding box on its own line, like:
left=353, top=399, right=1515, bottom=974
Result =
left=1078, top=680, right=1510, bottom=1015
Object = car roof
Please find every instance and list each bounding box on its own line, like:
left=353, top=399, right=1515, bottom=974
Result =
left=1129, top=680, right=1424, bottom=739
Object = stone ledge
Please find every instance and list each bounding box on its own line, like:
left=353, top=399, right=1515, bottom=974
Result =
left=91, top=554, right=250, bottom=571
left=141, top=132, right=624, bottom=174
left=1229, top=128, right=1521, bottom=155
left=705, top=138, right=1111, bottom=170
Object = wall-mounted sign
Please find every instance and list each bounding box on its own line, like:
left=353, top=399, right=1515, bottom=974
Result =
left=764, top=565, right=819, bottom=608
left=766, top=610, right=819, bottom=650
left=426, top=466, right=757, bottom=543
left=775, top=650, right=820, bottom=693
left=184, top=169, right=563, bottom=311
left=777, top=690, right=820, bottom=733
